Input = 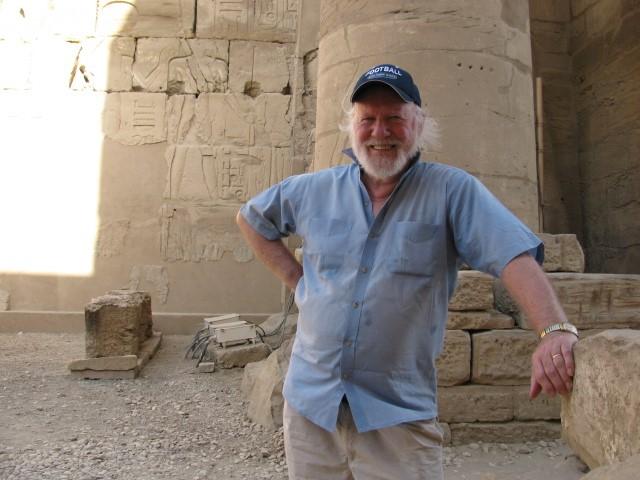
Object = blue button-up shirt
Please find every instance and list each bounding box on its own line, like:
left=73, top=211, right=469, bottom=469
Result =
left=240, top=152, right=542, bottom=432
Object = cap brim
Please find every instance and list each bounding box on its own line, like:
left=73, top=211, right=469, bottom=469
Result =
left=351, top=80, right=413, bottom=104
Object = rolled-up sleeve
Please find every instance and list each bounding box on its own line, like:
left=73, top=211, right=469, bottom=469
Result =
left=239, top=176, right=301, bottom=240
left=446, top=170, right=543, bottom=277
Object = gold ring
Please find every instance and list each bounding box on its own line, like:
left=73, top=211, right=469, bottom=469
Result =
left=552, top=353, right=562, bottom=360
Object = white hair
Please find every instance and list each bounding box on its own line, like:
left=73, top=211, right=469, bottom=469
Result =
left=339, top=102, right=441, bottom=152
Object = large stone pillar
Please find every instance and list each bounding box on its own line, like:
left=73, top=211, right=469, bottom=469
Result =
left=315, top=0, right=539, bottom=228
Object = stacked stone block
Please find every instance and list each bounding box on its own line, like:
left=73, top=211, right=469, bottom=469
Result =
left=437, top=233, right=640, bottom=444
left=68, top=290, right=162, bottom=379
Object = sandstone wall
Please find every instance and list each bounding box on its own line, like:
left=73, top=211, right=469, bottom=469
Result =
left=570, top=0, right=640, bottom=273
left=530, top=0, right=640, bottom=273
left=0, top=0, right=319, bottom=331
left=315, top=0, right=540, bottom=228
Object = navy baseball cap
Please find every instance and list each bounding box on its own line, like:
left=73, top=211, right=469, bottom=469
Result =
left=350, top=64, right=421, bottom=106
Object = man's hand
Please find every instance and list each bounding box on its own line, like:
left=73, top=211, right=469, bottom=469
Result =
left=529, top=331, right=578, bottom=399
left=500, top=254, right=578, bottom=400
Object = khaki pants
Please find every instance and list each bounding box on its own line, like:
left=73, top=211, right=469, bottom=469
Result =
left=283, top=400, right=444, bottom=480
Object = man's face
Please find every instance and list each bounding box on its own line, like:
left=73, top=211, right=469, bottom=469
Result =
left=351, top=85, right=421, bottom=181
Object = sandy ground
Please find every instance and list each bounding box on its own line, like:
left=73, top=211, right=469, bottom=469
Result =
left=0, top=333, right=589, bottom=479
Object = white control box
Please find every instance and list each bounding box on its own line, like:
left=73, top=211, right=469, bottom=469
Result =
left=204, top=314, right=257, bottom=348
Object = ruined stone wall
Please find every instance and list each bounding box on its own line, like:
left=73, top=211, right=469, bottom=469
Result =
left=315, top=0, right=540, bottom=228
left=570, top=0, right=640, bottom=273
left=0, top=0, right=319, bottom=331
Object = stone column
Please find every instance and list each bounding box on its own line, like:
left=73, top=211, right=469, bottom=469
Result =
left=315, top=0, right=540, bottom=228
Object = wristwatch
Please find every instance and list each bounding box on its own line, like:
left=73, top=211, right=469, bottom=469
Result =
left=539, top=322, right=579, bottom=340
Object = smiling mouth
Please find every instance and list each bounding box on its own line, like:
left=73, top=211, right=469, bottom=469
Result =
left=367, top=144, right=397, bottom=151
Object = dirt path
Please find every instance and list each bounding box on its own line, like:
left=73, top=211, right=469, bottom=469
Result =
left=0, top=333, right=588, bottom=479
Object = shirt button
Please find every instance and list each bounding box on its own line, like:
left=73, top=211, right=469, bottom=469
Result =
left=360, top=266, right=368, bottom=273
left=344, top=340, right=353, bottom=347
left=342, top=372, right=350, bottom=380
left=352, top=301, right=359, bottom=309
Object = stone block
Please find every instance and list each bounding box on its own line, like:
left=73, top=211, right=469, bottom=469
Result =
left=136, top=331, right=163, bottom=370
left=538, top=233, right=585, bottom=272
left=242, top=338, right=294, bottom=429
left=0, top=289, right=9, bottom=311
left=513, top=386, right=560, bottom=420
left=440, top=422, right=452, bottom=446
left=529, top=0, right=571, bottom=22
left=186, top=39, right=229, bottom=93
left=472, top=330, right=537, bottom=385
left=436, top=330, right=471, bottom=386
left=197, top=362, right=216, bottom=373
left=97, top=0, right=195, bottom=37
left=102, top=93, right=167, bottom=146
left=68, top=355, right=138, bottom=371
left=214, top=342, right=271, bottom=368
left=446, top=310, right=514, bottom=330
left=197, top=0, right=298, bottom=42
left=229, top=41, right=292, bottom=94
left=84, top=291, right=152, bottom=358
left=581, top=454, right=640, bottom=480
left=71, top=37, right=135, bottom=92
left=561, top=330, right=640, bottom=469
left=449, top=421, right=561, bottom=445
left=438, top=385, right=514, bottom=423
left=448, top=271, right=494, bottom=311
left=495, top=273, right=640, bottom=330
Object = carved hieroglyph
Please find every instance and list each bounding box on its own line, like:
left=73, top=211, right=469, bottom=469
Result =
left=164, top=145, right=291, bottom=203
left=71, top=37, right=135, bottom=92
left=160, top=204, right=253, bottom=262
left=97, top=0, right=195, bottom=37
left=229, top=41, right=293, bottom=94
left=197, top=0, right=298, bottom=42
left=102, top=92, right=167, bottom=145
left=132, top=38, right=230, bottom=94
left=96, top=219, right=131, bottom=258
left=167, top=93, right=292, bottom=147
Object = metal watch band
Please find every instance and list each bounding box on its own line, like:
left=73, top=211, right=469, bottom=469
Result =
left=539, top=322, right=579, bottom=339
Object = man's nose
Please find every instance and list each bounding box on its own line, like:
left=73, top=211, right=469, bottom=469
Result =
left=371, top=120, right=390, bottom=138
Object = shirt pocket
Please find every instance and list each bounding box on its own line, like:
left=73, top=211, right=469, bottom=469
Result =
left=303, top=217, right=353, bottom=272
left=386, top=221, right=441, bottom=276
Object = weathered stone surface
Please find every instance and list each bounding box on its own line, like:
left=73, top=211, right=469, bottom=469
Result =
left=436, top=330, right=471, bottom=386
left=446, top=310, right=514, bottom=330
left=197, top=0, right=298, bottom=42
left=538, top=233, right=585, bottom=273
left=68, top=355, right=138, bottom=371
left=561, top=330, right=640, bottom=469
left=529, top=0, right=571, bottom=22
left=0, top=0, right=96, bottom=40
left=197, top=361, right=216, bottom=373
left=472, top=330, right=538, bottom=385
left=96, top=219, right=130, bottom=258
left=136, top=331, right=163, bottom=371
left=97, top=0, right=195, bottom=37
left=440, top=422, right=452, bottom=446
left=438, top=385, right=514, bottom=423
left=160, top=204, right=254, bottom=263
left=258, top=313, right=298, bottom=349
left=71, top=37, right=135, bottom=92
left=132, top=38, right=227, bottom=94
left=102, top=93, right=167, bottom=146
left=242, top=338, right=294, bottom=428
left=438, top=385, right=560, bottom=423
left=581, top=454, right=640, bottom=480
left=229, top=41, right=292, bottom=94
left=71, top=369, right=137, bottom=380
left=449, top=421, right=561, bottom=445
left=449, top=271, right=494, bottom=311
left=214, top=342, right=271, bottom=368
left=513, top=386, right=560, bottom=420
left=495, top=273, right=640, bottom=330
left=85, top=291, right=152, bottom=358
left=0, top=289, right=9, bottom=311
left=128, top=266, right=170, bottom=305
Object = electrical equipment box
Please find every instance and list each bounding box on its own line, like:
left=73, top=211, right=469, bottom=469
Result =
left=203, top=314, right=257, bottom=348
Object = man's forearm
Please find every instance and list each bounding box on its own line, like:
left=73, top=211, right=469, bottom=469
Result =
left=500, top=254, right=567, bottom=333
left=236, top=212, right=303, bottom=291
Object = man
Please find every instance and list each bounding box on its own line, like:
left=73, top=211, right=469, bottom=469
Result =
left=237, top=64, right=578, bottom=479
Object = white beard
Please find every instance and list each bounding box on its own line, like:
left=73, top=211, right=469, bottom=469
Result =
left=353, top=138, right=420, bottom=181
